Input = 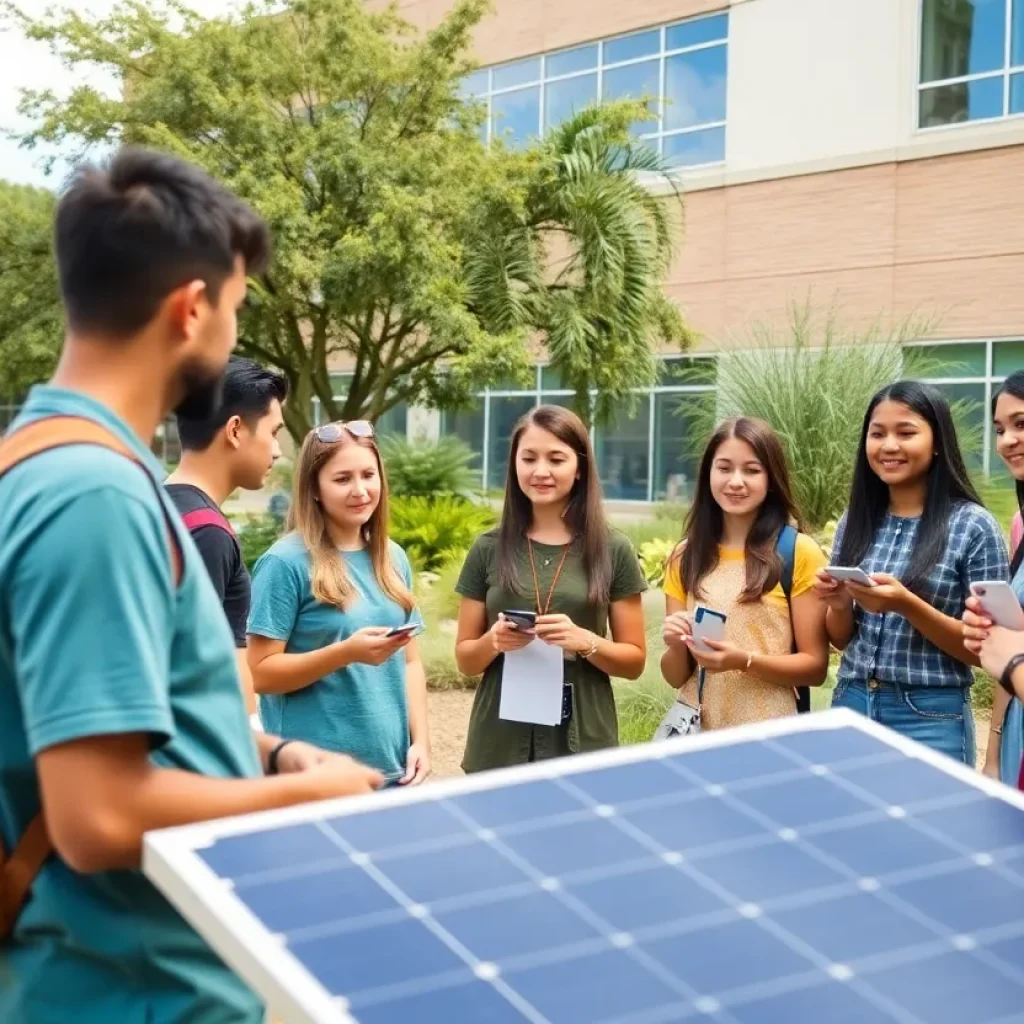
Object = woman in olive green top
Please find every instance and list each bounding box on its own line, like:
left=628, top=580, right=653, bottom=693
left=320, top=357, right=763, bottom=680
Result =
left=455, top=405, right=648, bottom=773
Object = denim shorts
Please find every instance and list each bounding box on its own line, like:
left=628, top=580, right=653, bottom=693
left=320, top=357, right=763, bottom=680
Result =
left=832, top=679, right=976, bottom=765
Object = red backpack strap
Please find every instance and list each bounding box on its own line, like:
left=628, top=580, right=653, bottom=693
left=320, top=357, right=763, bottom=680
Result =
left=182, top=507, right=236, bottom=537
left=0, top=415, right=183, bottom=943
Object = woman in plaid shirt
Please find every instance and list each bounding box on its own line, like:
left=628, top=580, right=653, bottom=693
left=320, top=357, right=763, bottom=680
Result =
left=815, top=381, right=1009, bottom=764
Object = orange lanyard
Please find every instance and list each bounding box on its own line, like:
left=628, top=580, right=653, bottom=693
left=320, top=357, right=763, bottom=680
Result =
left=527, top=540, right=571, bottom=615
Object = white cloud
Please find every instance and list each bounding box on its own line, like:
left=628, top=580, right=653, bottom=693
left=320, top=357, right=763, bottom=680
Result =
left=0, top=0, right=238, bottom=189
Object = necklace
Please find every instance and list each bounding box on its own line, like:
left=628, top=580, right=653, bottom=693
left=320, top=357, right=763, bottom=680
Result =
left=527, top=539, right=571, bottom=615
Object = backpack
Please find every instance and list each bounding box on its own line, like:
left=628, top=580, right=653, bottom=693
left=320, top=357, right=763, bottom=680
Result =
left=0, top=416, right=182, bottom=943
left=776, top=523, right=811, bottom=714
left=181, top=506, right=237, bottom=541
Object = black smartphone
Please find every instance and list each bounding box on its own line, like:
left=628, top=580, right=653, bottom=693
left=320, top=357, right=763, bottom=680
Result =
left=503, top=610, right=537, bottom=631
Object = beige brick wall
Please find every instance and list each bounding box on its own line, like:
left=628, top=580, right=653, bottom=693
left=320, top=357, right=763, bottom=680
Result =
left=371, top=0, right=728, bottom=64
left=670, top=145, right=1024, bottom=349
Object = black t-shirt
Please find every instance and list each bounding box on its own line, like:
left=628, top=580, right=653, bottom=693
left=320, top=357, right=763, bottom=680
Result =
left=165, top=484, right=250, bottom=648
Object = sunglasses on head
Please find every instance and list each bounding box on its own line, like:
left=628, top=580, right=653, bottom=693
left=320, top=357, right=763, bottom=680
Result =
left=313, top=420, right=375, bottom=443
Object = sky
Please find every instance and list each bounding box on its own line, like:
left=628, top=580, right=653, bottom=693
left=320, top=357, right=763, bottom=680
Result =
left=0, top=0, right=237, bottom=190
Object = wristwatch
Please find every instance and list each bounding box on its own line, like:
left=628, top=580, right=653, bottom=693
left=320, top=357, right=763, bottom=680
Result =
left=998, top=653, right=1024, bottom=698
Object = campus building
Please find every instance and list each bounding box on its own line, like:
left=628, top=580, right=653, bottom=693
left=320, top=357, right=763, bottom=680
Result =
left=332, top=0, right=1024, bottom=503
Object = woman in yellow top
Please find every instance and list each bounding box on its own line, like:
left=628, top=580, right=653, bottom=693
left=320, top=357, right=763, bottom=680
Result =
left=661, top=417, right=831, bottom=729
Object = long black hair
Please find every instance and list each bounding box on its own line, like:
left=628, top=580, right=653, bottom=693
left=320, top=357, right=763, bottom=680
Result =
left=992, top=371, right=1024, bottom=577
left=497, top=404, right=612, bottom=606
left=835, top=380, right=981, bottom=593
left=678, top=417, right=804, bottom=603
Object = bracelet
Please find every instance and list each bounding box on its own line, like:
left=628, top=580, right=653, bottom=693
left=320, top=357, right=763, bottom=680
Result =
left=267, top=739, right=295, bottom=775
left=744, top=652, right=754, bottom=671
left=580, top=634, right=599, bottom=660
left=999, top=653, right=1024, bottom=698
left=991, top=724, right=1004, bottom=736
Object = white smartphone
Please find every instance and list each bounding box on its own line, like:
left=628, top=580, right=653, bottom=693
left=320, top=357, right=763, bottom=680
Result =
left=824, top=566, right=876, bottom=587
left=691, top=605, right=727, bottom=653
left=970, top=581, right=1024, bottom=630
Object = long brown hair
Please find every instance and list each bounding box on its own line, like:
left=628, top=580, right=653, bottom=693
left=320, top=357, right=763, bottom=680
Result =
left=290, top=429, right=414, bottom=612
left=497, top=405, right=611, bottom=606
left=677, top=416, right=804, bottom=603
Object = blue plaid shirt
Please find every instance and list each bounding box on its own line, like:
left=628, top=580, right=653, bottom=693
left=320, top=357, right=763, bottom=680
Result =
left=834, top=502, right=1009, bottom=689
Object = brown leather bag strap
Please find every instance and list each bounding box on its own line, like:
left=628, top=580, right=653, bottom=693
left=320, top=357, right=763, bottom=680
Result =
left=0, top=415, right=183, bottom=943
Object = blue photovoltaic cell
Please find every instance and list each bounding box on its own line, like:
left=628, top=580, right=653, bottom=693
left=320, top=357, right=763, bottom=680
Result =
left=187, top=721, right=1024, bottom=1024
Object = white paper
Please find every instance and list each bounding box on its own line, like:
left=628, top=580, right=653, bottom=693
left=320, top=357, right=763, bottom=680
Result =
left=499, top=638, right=565, bottom=726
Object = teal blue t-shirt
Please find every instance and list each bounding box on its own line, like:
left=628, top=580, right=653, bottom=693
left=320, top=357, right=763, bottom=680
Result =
left=249, top=533, right=420, bottom=781
left=0, top=387, right=263, bottom=1024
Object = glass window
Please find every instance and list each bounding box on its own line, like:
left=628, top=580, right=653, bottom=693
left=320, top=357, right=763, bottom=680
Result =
left=1014, top=0, right=1024, bottom=64
left=331, top=373, right=353, bottom=398
left=441, top=406, right=485, bottom=487
left=919, top=76, right=1005, bottom=126
left=460, top=70, right=489, bottom=98
left=546, top=45, right=598, bottom=78
left=667, top=13, right=729, bottom=51
left=994, top=340, right=1024, bottom=377
left=540, top=364, right=572, bottom=390
left=909, top=342, right=987, bottom=377
left=920, top=0, right=1006, bottom=82
left=545, top=73, right=598, bottom=130
left=603, top=58, right=661, bottom=134
left=658, top=356, right=718, bottom=386
left=1012, top=72, right=1024, bottom=113
left=487, top=396, right=537, bottom=490
left=603, top=29, right=660, bottom=65
left=492, top=57, right=541, bottom=91
left=595, top=402, right=650, bottom=501
left=468, top=12, right=729, bottom=169
left=664, top=47, right=728, bottom=131
left=664, top=126, right=725, bottom=166
left=375, top=403, right=407, bottom=439
left=653, top=392, right=710, bottom=502
left=491, top=87, right=541, bottom=147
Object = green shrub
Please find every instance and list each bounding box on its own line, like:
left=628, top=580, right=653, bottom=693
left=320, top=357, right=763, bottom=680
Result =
left=638, top=537, right=678, bottom=587
left=237, top=513, right=284, bottom=572
left=418, top=550, right=469, bottom=623
left=380, top=435, right=478, bottom=498
left=390, top=495, right=496, bottom=572
left=678, top=302, right=978, bottom=532
left=615, top=517, right=682, bottom=550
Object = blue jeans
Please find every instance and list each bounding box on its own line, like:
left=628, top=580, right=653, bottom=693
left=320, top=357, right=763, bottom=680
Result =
left=832, top=680, right=976, bottom=765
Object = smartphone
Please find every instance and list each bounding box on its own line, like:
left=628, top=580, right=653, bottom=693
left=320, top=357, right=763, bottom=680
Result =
left=386, top=623, right=424, bottom=639
left=970, top=581, right=1024, bottom=630
left=691, top=605, right=727, bottom=653
left=503, top=610, right=537, bottom=632
left=824, top=566, right=876, bottom=587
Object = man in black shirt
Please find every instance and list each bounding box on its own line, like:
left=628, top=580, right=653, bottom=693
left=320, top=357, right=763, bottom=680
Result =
left=166, top=356, right=288, bottom=718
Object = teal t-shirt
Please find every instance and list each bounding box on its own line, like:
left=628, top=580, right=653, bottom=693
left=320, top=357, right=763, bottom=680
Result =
left=0, top=387, right=263, bottom=1024
left=249, top=533, right=420, bottom=781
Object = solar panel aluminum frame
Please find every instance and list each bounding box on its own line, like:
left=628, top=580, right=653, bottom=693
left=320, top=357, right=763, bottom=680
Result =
left=142, top=708, right=1024, bottom=1024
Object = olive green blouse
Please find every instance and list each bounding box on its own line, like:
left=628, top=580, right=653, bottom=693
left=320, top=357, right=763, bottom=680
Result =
left=455, top=528, right=648, bottom=773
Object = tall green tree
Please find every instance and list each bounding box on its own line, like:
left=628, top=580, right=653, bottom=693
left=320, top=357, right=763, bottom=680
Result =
left=7, top=0, right=688, bottom=439
left=0, top=181, right=60, bottom=402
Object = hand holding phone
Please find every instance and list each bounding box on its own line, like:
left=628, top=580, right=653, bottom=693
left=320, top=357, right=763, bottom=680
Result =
left=823, top=566, right=876, bottom=587
left=493, top=613, right=535, bottom=654
left=502, top=610, right=537, bottom=632
left=690, top=605, right=727, bottom=653
left=969, top=582, right=1024, bottom=630
left=386, top=623, right=424, bottom=639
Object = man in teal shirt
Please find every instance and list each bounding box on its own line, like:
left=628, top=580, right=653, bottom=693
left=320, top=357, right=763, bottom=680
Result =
left=0, top=148, right=381, bottom=1023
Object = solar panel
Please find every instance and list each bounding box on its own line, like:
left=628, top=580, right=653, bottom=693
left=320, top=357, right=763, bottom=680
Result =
left=143, top=709, right=1024, bottom=1024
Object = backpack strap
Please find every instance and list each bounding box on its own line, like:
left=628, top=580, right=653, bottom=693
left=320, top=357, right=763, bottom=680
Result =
left=182, top=507, right=236, bottom=538
left=776, top=524, right=811, bottom=715
left=0, top=415, right=183, bottom=944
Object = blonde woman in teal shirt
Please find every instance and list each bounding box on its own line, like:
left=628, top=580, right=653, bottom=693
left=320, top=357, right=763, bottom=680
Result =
left=248, top=421, right=431, bottom=786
